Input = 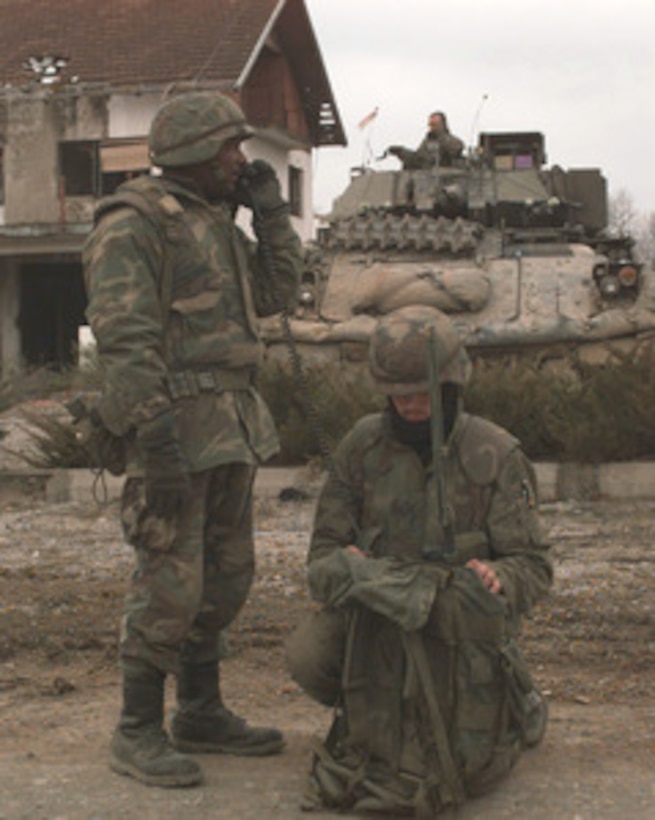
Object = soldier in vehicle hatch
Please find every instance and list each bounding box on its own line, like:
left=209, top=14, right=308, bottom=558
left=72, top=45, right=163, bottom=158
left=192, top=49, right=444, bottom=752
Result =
left=286, top=306, right=552, bottom=816
left=388, top=110, right=465, bottom=169
left=82, top=90, right=302, bottom=787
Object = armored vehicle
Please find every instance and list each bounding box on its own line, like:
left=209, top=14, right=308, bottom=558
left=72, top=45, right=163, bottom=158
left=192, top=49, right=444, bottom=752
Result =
left=261, top=131, right=655, bottom=372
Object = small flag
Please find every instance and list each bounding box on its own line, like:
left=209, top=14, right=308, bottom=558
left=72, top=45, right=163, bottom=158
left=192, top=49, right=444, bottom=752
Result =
left=357, top=107, right=379, bottom=130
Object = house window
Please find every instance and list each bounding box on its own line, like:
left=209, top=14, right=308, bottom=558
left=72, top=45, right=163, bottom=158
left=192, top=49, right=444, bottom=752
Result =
left=58, top=139, right=150, bottom=197
left=288, top=165, right=303, bottom=218
left=59, top=141, right=100, bottom=196
left=100, top=140, right=150, bottom=195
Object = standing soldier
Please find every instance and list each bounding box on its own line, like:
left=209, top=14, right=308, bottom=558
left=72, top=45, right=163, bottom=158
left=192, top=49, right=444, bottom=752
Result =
left=388, top=110, right=465, bottom=169
left=83, top=90, right=302, bottom=787
left=286, top=306, right=552, bottom=815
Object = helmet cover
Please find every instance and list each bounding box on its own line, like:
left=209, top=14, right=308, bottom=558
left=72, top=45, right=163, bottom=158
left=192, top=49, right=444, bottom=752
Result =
left=369, top=306, right=471, bottom=394
left=149, top=91, right=253, bottom=167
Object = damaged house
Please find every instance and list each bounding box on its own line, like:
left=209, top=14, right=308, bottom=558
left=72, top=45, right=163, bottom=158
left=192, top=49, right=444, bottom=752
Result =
left=0, top=0, right=345, bottom=374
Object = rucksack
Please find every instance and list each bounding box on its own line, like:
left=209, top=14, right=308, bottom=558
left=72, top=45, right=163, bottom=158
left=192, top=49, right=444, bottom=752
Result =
left=302, top=566, right=544, bottom=817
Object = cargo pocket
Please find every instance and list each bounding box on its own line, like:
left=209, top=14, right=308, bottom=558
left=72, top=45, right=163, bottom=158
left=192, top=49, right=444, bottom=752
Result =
left=501, top=640, right=547, bottom=749
left=120, top=477, right=177, bottom=552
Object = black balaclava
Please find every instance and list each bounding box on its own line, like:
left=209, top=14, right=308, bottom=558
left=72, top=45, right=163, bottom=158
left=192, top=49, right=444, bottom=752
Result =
left=388, top=383, right=460, bottom=466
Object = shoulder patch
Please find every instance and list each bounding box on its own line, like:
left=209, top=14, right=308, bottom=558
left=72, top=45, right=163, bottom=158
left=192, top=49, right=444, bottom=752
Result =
left=458, top=414, right=519, bottom=486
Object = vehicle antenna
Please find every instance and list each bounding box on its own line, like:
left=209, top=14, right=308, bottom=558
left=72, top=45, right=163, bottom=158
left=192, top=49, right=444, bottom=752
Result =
left=469, top=93, right=489, bottom=148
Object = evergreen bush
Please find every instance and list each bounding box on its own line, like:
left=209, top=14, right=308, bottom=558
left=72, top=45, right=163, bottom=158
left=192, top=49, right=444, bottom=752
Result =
left=5, top=351, right=655, bottom=469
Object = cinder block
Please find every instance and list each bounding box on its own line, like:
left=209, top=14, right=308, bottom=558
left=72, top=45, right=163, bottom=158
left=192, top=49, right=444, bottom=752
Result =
left=534, top=463, right=559, bottom=503
left=599, top=462, right=655, bottom=499
left=46, top=468, right=123, bottom=505
left=29, top=461, right=655, bottom=508
left=557, top=463, right=600, bottom=501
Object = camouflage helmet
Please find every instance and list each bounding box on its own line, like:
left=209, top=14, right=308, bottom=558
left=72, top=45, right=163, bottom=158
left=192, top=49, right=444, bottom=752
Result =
left=369, top=306, right=471, bottom=395
left=148, top=91, right=254, bottom=168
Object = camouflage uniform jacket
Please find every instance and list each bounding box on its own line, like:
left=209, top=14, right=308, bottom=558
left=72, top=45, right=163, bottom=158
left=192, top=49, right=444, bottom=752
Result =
left=309, top=408, right=552, bottom=621
left=83, top=174, right=302, bottom=472
left=413, top=128, right=465, bottom=168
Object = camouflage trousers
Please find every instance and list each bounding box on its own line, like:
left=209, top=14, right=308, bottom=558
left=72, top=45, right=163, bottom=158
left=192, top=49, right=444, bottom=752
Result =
left=119, top=462, right=256, bottom=674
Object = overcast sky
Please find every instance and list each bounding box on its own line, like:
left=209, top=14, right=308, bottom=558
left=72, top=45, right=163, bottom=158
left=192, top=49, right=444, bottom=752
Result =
left=305, top=0, right=654, bottom=218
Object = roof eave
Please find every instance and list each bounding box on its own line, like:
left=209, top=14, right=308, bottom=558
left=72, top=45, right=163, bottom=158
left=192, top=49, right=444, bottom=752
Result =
left=234, top=0, right=286, bottom=90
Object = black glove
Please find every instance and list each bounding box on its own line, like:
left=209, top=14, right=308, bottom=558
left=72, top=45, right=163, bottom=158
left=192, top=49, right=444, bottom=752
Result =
left=67, top=396, right=126, bottom=476
left=234, top=159, right=287, bottom=218
left=86, top=408, right=127, bottom=476
left=137, top=411, right=191, bottom=520
left=387, top=145, right=404, bottom=157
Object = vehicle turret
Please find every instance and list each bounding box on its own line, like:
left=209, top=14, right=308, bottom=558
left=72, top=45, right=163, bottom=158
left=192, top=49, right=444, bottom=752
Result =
left=261, top=130, right=653, bottom=372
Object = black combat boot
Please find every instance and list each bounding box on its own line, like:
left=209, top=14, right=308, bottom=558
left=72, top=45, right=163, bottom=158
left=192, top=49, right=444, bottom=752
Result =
left=110, top=659, right=203, bottom=787
left=171, top=660, right=285, bottom=756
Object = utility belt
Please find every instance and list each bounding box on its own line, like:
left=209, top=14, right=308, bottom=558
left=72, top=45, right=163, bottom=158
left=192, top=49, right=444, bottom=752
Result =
left=167, top=368, right=255, bottom=399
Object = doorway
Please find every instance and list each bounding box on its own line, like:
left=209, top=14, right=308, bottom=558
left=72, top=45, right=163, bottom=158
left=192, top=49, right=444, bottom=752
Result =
left=18, top=261, right=87, bottom=368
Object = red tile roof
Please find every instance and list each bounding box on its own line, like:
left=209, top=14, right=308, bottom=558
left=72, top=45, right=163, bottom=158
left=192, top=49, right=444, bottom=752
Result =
left=0, top=0, right=278, bottom=88
left=0, top=0, right=345, bottom=145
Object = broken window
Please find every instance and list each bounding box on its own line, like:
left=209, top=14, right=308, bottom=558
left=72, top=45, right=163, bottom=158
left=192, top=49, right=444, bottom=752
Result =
left=58, top=139, right=150, bottom=197
left=59, top=141, right=100, bottom=196
left=100, top=140, right=150, bottom=194
left=288, top=165, right=303, bottom=218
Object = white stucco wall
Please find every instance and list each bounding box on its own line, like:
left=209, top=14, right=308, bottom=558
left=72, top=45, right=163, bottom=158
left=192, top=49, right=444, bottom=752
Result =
left=108, top=93, right=162, bottom=138
left=2, top=90, right=315, bottom=236
left=289, top=147, right=314, bottom=242
left=240, top=137, right=314, bottom=242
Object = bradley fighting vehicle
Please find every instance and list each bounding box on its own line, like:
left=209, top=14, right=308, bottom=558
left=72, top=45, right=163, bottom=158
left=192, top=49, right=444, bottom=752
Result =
left=261, top=131, right=655, bottom=373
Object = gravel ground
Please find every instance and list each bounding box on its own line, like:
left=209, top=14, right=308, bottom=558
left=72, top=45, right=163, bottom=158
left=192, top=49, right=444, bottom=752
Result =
left=0, top=402, right=654, bottom=818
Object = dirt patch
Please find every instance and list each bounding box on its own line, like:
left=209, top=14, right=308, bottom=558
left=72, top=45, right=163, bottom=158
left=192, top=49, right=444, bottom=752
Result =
left=0, top=477, right=654, bottom=817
